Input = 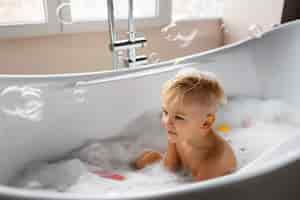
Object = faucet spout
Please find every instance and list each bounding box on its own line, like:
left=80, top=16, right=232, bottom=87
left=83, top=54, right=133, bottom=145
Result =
left=106, top=0, right=148, bottom=69
left=106, top=0, right=118, bottom=69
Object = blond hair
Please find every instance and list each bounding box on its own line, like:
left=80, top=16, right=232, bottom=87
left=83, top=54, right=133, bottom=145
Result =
left=161, top=69, right=225, bottom=109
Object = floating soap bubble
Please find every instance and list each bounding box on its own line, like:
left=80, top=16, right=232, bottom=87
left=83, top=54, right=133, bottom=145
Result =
left=161, top=22, right=199, bottom=48
left=220, top=23, right=230, bottom=34
left=173, top=57, right=186, bottom=66
left=248, top=24, right=264, bottom=38
left=148, top=52, right=160, bottom=64
left=73, top=88, right=87, bottom=103
left=0, top=86, right=44, bottom=121
left=161, top=22, right=177, bottom=35
left=176, top=30, right=198, bottom=48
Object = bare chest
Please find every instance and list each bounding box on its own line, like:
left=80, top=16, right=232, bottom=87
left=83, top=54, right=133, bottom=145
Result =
left=177, top=141, right=207, bottom=172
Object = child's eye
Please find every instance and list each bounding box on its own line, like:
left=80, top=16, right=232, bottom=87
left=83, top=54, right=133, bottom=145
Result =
left=175, top=115, right=184, bottom=120
left=162, top=110, right=168, bottom=116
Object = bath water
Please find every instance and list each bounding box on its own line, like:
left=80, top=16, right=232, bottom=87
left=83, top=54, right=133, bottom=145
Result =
left=13, top=97, right=300, bottom=196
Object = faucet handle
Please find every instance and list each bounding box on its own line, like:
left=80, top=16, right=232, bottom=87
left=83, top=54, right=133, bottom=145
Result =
left=126, top=32, right=146, bottom=39
left=113, top=37, right=147, bottom=51
left=127, top=55, right=148, bottom=67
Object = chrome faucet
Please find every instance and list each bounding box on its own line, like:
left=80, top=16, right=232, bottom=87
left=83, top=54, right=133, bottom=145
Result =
left=107, top=0, right=148, bottom=69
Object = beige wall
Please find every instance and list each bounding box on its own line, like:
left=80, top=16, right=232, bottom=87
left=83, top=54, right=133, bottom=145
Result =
left=223, top=0, right=285, bottom=44
left=0, top=1, right=288, bottom=74
left=0, top=19, right=223, bottom=74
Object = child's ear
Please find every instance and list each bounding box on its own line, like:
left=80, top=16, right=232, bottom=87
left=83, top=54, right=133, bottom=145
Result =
left=200, top=114, right=215, bottom=131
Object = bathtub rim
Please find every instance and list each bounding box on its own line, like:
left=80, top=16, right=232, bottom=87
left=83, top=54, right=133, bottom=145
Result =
left=0, top=142, right=299, bottom=200
left=0, top=20, right=298, bottom=82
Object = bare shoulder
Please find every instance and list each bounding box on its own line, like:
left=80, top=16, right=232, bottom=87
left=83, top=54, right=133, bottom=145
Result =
left=220, top=139, right=237, bottom=174
left=206, top=136, right=236, bottom=176
left=193, top=138, right=236, bottom=181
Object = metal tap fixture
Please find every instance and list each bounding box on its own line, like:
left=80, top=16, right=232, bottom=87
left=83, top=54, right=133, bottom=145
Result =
left=107, top=0, right=148, bottom=69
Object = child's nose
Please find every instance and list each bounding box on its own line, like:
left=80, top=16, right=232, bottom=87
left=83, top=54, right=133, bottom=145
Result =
left=162, top=115, right=174, bottom=128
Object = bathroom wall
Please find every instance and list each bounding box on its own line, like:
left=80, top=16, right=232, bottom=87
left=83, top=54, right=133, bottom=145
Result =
left=0, top=0, right=288, bottom=74
left=222, top=0, right=285, bottom=44
left=0, top=19, right=223, bottom=74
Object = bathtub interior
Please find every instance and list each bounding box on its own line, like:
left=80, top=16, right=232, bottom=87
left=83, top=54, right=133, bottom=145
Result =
left=10, top=95, right=300, bottom=197
left=254, top=21, right=300, bottom=105
left=0, top=21, right=299, bottom=197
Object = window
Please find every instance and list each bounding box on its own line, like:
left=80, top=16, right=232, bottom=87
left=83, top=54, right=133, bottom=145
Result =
left=70, top=0, right=157, bottom=22
left=0, top=0, right=223, bottom=39
left=0, top=0, right=60, bottom=38
left=0, top=0, right=45, bottom=25
left=61, top=0, right=170, bottom=33
left=172, top=0, right=224, bottom=21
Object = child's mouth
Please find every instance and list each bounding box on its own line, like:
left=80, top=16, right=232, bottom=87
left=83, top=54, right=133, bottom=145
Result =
left=168, top=131, right=177, bottom=136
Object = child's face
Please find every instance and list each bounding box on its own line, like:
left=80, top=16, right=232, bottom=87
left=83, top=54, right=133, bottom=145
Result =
left=161, top=97, right=214, bottom=142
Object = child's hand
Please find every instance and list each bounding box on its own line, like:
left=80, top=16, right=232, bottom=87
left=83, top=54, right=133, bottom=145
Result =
left=133, top=151, right=162, bottom=169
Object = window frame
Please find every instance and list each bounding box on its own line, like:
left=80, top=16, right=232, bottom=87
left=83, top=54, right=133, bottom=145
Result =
left=60, top=0, right=172, bottom=33
left=0, top=0, right=172, bottom=39
left=0, top=0, right=61, bottom=39
left=0, top=1, right=225, bottom=39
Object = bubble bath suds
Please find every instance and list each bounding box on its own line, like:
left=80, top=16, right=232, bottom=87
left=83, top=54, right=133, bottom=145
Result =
left=13, top=97, right=300, bottom=196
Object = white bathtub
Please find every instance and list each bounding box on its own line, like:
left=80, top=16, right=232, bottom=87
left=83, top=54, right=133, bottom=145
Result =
left=0, top=20, right=300, bottom=200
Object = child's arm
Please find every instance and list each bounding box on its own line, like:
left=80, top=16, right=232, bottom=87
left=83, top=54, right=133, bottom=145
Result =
left=163, top=142, right=181, bottom=172
left=133, top=150, right=162, bottom=169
